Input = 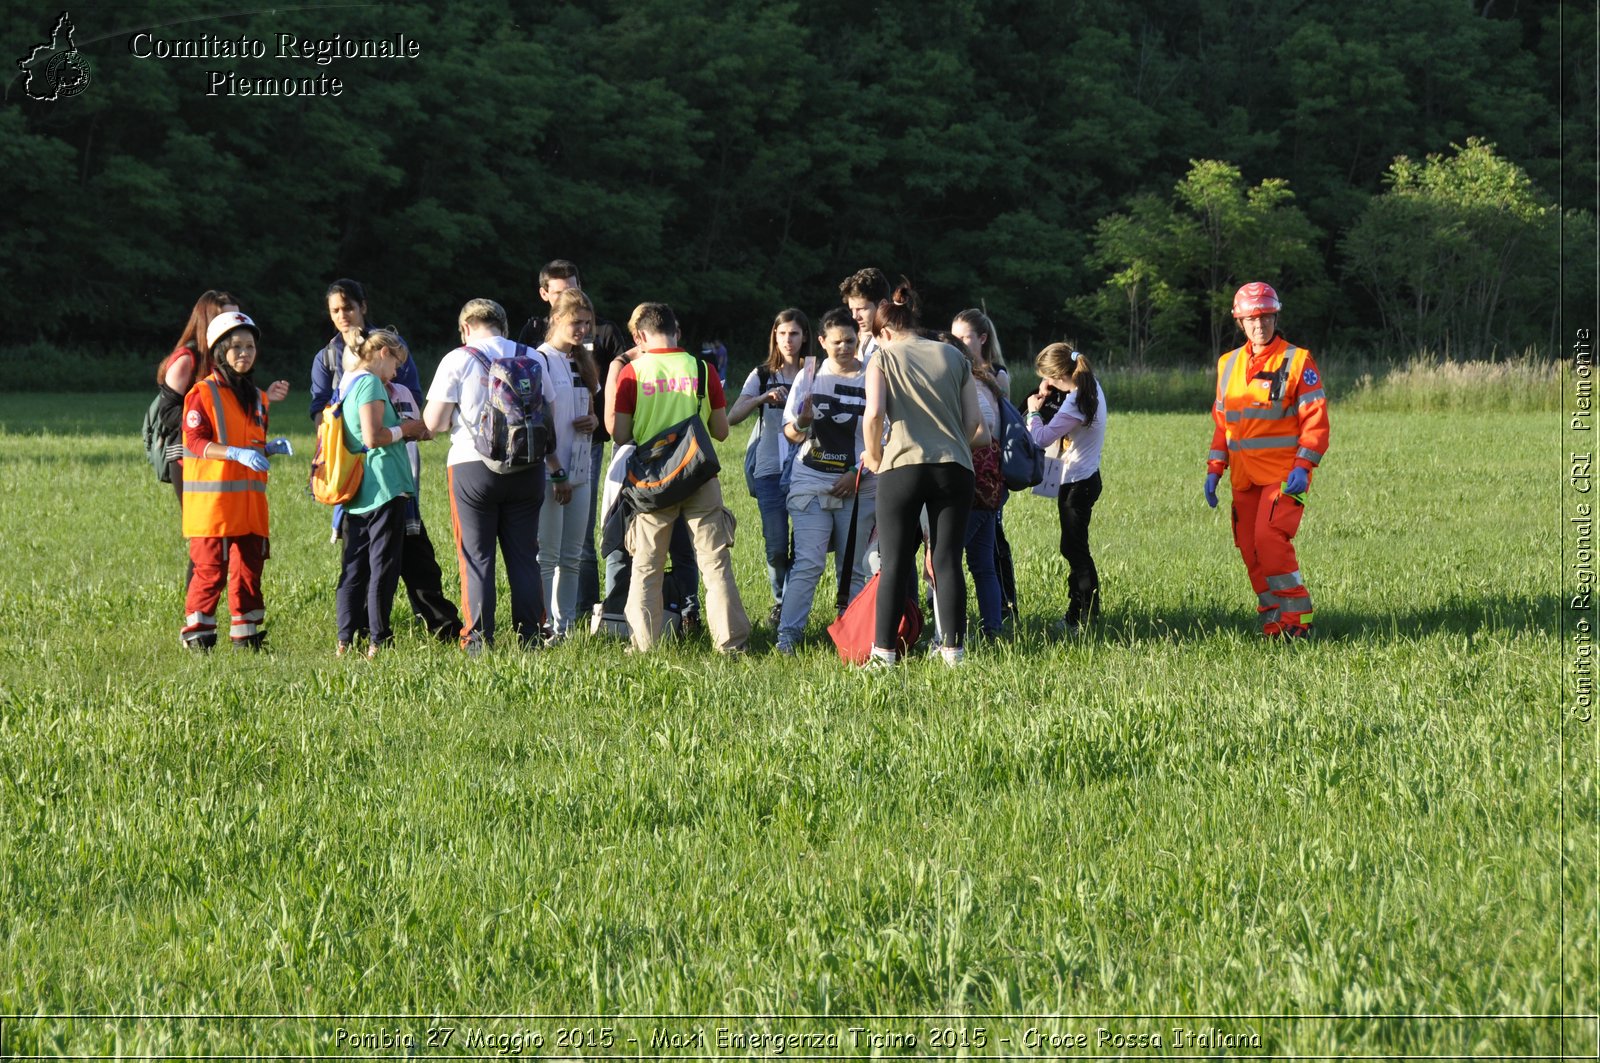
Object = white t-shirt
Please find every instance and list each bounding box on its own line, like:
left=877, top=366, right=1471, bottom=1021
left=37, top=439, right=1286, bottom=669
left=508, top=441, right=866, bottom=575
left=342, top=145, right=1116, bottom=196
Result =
left=534, top=342, right=593, bottom=472
left=427, top=335, right=558, bottom=468
left=785, top=361, right=872, bottom=499
left=739, top=365, right=796, bottom=478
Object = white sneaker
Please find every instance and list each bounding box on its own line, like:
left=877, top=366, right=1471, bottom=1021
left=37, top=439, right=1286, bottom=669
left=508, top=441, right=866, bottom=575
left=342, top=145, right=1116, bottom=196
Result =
left=940, top=645, right=965, bottom=667
left=862, top=647, right=897, bottom=670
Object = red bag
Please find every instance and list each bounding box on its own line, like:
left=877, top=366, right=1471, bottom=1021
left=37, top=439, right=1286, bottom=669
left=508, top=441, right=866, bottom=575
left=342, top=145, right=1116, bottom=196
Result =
left=971, top=441, right=1004, bottom=510
left=825, top=469, right=924, bottom=664
left=827, top=572, right=923, bottom=665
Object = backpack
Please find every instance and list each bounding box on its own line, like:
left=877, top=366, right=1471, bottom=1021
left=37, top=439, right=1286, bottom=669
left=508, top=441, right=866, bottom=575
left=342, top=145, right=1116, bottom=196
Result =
left=742, top=364, right=775, bottom=489
left=624, top=358, right=721, bottom=512
left=141, top=393, right=176, bottom=483
left=308, top=398, right=365, bottom=505
left=996, top=394, right=1045, bottom=490
left=463, top=344, right=549, bottom=473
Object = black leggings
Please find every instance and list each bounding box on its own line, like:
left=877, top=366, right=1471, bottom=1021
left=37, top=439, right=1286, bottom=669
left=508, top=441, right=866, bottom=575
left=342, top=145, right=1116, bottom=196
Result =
left=875, top=462, right=974, bottom=650
left=1058, top=470, right=1102, bottom=623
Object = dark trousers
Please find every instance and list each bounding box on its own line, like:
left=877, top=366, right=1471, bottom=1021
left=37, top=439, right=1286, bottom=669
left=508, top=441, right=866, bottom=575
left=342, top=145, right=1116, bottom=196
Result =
left=994, top=505, right=1018, bottom=619
left=600, top=515, right=697, bottom=617
left=1058, top=470, right=1103, bottom=624
left=399, top=519, right=462, bottom=640
left=876, top=462, right=974, bottom=651
left=448, top=461, right=545, bottom=647
left=337, top=496, right=407, bottom=644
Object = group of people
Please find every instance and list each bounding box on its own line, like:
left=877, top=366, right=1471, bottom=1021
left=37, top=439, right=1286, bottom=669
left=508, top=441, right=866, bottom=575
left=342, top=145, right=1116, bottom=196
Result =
left=156, top=260, right=1328, bottom=662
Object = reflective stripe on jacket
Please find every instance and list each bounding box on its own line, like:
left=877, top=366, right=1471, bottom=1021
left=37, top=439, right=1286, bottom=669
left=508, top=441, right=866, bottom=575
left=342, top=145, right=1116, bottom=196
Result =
left=182, top=375, right=270, bottom=538
left=1207, top=336, right=1329, bottom=490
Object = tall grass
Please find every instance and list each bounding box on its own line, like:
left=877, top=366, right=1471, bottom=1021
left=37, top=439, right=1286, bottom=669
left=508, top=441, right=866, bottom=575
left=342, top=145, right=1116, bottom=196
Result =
left=1073, top=352, right=1563, bottom=414
left=0, top=394, right=1580, bottom=1057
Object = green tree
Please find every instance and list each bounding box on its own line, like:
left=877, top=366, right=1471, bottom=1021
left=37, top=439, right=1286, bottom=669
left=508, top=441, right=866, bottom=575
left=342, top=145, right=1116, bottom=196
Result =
left=1068, top=195, right=1195, bottom=366
left=1075, top=160, right=1323, bottom=363
left=1171, top=160, right=1325, bottom=353
left=1341, top=138, right=1558, bottom=357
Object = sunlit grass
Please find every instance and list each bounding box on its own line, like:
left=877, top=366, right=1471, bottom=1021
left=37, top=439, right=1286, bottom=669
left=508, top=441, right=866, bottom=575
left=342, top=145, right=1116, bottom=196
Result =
left=0, top=394, right=1578, bottom=1057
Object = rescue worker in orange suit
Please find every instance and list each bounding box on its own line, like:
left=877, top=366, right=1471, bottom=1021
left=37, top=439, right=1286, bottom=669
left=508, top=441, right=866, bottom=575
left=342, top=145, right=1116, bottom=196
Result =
left=180, top=312, right=293, bottom=650
left=1204, top=282, right=1329, bottom=638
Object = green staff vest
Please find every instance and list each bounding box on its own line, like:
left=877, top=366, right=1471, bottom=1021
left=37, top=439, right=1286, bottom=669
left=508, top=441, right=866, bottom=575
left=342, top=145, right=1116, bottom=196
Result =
left=629, top=349, right=708, bottom=442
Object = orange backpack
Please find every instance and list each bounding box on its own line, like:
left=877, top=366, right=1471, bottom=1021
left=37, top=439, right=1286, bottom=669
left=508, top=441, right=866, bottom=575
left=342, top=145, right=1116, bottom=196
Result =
left=308, top=399, right=364, bottom=505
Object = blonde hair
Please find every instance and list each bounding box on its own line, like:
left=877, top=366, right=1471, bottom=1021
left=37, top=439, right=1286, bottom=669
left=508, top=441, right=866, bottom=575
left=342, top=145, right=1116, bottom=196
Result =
left=546, top=289, right=600, bottom=393
left=458, top=298, right=507, bottom=334
left=953, top=308, right=1005, bottom=371
left=354, top=328, right=407, bottom=370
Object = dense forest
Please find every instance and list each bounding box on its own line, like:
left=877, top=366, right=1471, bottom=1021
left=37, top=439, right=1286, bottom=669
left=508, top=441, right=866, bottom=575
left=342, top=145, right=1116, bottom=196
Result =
left=3, top=0, right=1594, bottom=373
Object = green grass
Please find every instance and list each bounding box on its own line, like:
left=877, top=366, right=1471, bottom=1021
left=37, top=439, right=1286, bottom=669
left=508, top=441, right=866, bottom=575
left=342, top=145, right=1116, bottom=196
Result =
left=0, top=394, right=1585, bottom=1057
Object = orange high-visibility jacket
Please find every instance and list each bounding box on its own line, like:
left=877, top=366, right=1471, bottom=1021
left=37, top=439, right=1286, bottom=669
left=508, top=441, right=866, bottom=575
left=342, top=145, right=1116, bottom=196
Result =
left=1206, top=335, right=1329, bottom=490
left=181, top=374, right=270, bottom=539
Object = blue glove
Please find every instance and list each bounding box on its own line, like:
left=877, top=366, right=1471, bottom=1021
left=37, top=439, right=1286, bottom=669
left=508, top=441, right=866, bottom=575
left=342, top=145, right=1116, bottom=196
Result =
left=225, top=446, right=271, bottom=473
left=1284, top=467, right=1309, bottom=496
left=265, top=437, right=293, bottom=457
left=1204, top=472, right=1220, bottom=509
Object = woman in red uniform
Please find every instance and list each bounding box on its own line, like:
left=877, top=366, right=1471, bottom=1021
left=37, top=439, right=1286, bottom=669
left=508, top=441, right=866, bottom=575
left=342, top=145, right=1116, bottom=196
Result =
left=180, top=312, right=291, bottom=650
left=1204, top=282, right=1329, bottom=638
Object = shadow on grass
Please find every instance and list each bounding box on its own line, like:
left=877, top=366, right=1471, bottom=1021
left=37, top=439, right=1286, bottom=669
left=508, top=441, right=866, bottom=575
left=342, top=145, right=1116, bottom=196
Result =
left=1047, top=592, right=1562, bottom=645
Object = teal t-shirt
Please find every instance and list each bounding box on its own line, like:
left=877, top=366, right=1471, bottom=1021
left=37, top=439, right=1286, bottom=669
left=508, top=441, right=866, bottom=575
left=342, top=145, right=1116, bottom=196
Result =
left=341, top=371, right=416, bottom=515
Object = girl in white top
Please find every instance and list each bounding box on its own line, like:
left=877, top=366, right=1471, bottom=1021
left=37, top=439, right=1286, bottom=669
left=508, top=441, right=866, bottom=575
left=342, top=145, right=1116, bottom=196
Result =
left=728, top=308, right=806, bottom=626
left=533, top=288, right=602, bottom=638
left=773, top=307, right=875, bottom=654
left=1025, top=342, right=1107, bottom=632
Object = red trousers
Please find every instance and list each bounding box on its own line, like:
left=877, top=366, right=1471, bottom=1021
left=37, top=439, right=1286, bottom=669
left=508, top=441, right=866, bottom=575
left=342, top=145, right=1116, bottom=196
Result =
left=1229, top=484, right=1311, bottom=629
left=183, top=535, right=266, bottom=645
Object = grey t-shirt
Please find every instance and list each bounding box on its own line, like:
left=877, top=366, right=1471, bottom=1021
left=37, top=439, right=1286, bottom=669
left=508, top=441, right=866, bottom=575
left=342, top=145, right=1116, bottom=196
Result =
left=876, top=334, right=973, bottom=473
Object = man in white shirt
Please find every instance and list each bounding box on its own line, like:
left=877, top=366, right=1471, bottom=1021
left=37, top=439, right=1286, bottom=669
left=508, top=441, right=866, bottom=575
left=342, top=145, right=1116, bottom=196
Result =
left=423, top=298, right=561, bottom=653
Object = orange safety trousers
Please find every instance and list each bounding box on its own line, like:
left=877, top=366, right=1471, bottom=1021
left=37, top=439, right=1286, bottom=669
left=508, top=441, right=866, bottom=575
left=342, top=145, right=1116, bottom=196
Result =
left=182, top=535, right=266, bottom=646
left=1229, top=483, right=1312, bottom=632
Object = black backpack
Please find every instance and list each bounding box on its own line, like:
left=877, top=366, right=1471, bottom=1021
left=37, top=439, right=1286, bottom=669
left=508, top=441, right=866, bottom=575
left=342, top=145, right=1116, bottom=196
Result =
left=141, top=392, right=183, bottom=483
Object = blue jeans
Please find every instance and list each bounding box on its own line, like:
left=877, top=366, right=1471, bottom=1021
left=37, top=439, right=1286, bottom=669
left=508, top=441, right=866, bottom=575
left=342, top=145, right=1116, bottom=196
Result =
left=748, top=472, right=791, bottom=606
left=964, top=508, right=1004, bottom=638
left=777, top=491, right=876, bottom=646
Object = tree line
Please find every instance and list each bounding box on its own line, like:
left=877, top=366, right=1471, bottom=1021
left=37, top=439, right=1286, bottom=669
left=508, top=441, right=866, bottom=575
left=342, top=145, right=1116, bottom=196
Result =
left=2, top=0, right=1592, bottom=377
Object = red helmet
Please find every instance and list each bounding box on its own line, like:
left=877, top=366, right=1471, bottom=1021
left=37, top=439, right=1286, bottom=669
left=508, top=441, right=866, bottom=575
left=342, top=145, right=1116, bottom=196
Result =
left=1232, top=282, right=1281, bottom=319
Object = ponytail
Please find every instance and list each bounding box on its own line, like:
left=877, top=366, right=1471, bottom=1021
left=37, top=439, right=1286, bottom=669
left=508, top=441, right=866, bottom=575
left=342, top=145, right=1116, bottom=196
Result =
left=1069, top=348, right=1098, bottom=427
left=1035, top=340, right=1099, bottom=427
left=871, top=277, right=921, bottom=337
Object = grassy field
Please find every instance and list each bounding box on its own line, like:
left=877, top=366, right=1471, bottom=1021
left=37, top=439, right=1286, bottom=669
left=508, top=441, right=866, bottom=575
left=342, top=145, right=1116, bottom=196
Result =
left=0, top=393, right=1587, bottom=1058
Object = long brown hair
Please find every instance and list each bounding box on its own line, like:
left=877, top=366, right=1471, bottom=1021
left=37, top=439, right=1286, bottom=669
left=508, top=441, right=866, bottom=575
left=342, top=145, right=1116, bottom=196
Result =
left=942, top=330, right=1002, bottom=412
left=766, top=308, right=810, bottom=376
left=953, top=308, right=1006, bottom=372
left=546, top=288, right=601, bottom=394
left=1036, top=341, right=1100, bottom=426
left=160, top=289, right=239, bottom=383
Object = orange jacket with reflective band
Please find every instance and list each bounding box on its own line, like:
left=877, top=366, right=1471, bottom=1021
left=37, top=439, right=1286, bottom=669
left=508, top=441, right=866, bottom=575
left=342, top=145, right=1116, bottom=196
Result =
left=181, top=374, right=270, bottom=538
left=1206, top=335, right=1329, bottom=490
